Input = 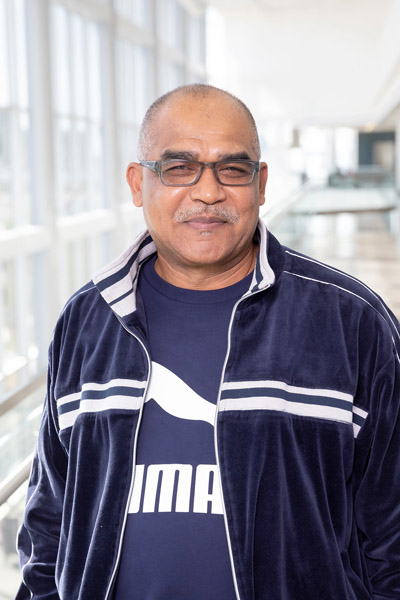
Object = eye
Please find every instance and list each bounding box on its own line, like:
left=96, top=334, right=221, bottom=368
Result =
left=218, top=162, right=253, bottom=176
left=163, top=161, right=197, bottom=174
left=223, top=165, right=247, bottom=173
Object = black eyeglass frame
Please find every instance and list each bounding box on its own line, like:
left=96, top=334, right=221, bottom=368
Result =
left=139, top=159, right=261, bottom=187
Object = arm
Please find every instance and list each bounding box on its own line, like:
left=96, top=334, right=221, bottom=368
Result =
left=354, top=350, right=400, bottom=599
left=16, top=349, right=67, bottom=599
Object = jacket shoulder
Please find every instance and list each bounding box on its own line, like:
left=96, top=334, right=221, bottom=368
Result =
left=60, top=281, right=99, bottom=313
left=282, top=246, right=400, bottom=350
left=52, top=281, right=109, bottom=351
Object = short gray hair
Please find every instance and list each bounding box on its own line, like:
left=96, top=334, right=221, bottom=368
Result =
left=137, top=83, right=261, bottom=160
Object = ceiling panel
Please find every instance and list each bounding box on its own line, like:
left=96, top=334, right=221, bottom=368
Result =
left=204, top=0, right=400, bottom=128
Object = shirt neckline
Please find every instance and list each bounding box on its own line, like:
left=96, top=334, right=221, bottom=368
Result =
left=140, top=255, right=253, bottom=305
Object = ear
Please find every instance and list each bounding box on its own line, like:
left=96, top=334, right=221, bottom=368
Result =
left=258, top=162, right=268, bottom=207
left=126, top=162, right=144, bottom=207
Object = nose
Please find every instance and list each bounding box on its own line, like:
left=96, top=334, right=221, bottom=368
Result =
left=189, top=165, right=227, bottom=204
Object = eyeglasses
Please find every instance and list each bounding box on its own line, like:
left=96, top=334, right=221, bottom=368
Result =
left=139, top=159, right=260, bottom=187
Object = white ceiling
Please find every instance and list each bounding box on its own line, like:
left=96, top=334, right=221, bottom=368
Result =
left=204, top=0, right=400, bottom=130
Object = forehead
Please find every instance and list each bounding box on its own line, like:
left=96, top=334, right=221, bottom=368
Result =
left=147, top=94, right=256, bottom=159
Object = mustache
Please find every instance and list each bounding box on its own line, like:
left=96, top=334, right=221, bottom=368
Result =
left=173, top=206, right=239, bottom=224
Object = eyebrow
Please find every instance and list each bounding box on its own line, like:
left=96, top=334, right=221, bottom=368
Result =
left=218, top=152, right=252, bottom=161
left=159, top=150, right=196, bottom=161
left=159, top=150, right=252, bottom=161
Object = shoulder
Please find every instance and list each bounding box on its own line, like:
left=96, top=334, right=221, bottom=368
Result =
left=58, top=281, right=105, bottom=321
left=280, top=245, right=400, bottom=355
left=51, top=281, right=110, bottom=349
left=61, top=281, right=98, bottom=310
left=283, top=246, right=397, bottom=318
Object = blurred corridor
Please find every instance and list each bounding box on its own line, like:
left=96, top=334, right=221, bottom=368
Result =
left=2, top=1, right=400, bottom=597
left=270, top=186, right=400, bottom=318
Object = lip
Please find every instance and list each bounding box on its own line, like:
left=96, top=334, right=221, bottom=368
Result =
left=183, top=216, right=227, bottom=230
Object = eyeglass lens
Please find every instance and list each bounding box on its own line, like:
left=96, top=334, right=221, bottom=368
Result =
left=160, top=160, right=256, bottom=185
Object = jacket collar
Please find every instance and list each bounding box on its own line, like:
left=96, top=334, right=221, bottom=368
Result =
left=250, top=219, right=276, bottom=293
left=92, top=219, right=276, bottom=319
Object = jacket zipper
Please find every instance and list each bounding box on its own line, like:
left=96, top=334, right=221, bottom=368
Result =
left=104, top=316, right=152, bottom=600
left=215, top=287, right=270, bottom=600
left=104, top=285, right=268, bottom=600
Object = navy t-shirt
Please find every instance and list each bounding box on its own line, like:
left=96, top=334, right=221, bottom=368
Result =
left=113, top=256, right=252, bottom=599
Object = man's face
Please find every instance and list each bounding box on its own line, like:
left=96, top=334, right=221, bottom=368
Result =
left=127, top=94, right=268, bottom=277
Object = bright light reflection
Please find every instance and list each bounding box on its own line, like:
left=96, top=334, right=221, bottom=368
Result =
left=72, top=15, right=87, bottom=117
left=15, top=0, right=28, bottom=109
left=88, top=23, right=102, bottom=120
left=0, top=0, right=10, bottom=107
left=52, top=5, right=70, bottom=115
left=335, top=127, right=357, bottom=172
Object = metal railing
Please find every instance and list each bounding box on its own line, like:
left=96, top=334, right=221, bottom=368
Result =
left=260, top=180, right=312, bottom=228
left=0, top=372, right=46, bottom=418
left=0, top=372, right=46, bottom=505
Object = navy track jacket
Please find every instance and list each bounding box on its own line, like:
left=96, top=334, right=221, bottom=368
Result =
left=17, top=221, right=400, bottom=599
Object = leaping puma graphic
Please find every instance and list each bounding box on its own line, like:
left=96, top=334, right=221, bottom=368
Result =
left=145, top=362, right=216, bottom=426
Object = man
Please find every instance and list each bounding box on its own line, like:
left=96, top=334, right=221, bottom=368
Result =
left=17, top=84, right=400, bottom=599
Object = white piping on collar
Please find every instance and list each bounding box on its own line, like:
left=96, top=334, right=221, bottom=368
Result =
left=92, top=220, right=275, bottom=318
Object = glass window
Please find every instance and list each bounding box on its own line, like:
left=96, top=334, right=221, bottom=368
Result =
left=0, top=387, right=43, bottom=484
left=13, top=112, right=32, bottom=226
left=188, top=13, right=204, bottom=65
left=116, top=40, right=152, bottom=126
left=157, top=0, right=184, bottom=50
left=0, top=0, right=32, bottom=230
left=87, top=23, right=102, bottom=121
left=63, top=232, right=112, bottom=299
left=175, top=2, right=185, bottom=52
left=14, top=0, right=29, bottom=110
left=50, top=5, right=105, bottom=216
left=0, top=260, right=17, bottom=389
left=115, top=0, right=151, bottom=28
left=0, top=254, right=43, bottom=396
left=71, top=14, right=87, bottom=118
left=116, top=39, right=136, bottom=127
left=116, top=39, right=153, bottom=199
left=0, top=0, right=10, bottom=108
left=90, top=231, right=113, bottom=274
left=0, top=4, right=208, bottom=577
left=134, top=46, right=152, bottom=124
left=52, top=5, right=71, bottom=116
left=0, top=109, right=11, bottom=229
left=159, top=59, right=184, bottom=96
left=66, top=238, right=87, bottom=294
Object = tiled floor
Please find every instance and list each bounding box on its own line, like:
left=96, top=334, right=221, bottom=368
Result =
left=271, top=186, right=400, bottom=320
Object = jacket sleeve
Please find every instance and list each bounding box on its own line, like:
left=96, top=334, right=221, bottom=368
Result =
left=16, top=347, right=67, bottom=600
left=354, top=348, right=400, bottom=599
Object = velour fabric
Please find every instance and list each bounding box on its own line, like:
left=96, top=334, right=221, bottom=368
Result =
left=16, top=222, right=400, bottom=599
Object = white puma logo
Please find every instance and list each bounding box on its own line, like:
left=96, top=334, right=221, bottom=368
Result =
left=129, top=464, right=223, bottom=514
left=145, top=362, right=216, bottom=426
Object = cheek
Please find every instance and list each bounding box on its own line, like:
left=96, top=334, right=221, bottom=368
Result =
left=236, top=192, right=262, bottom=217
left=141, top=189, right=185, bottom=232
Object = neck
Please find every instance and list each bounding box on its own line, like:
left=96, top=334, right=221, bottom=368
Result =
left=154, top=243, right=258, bottom=290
